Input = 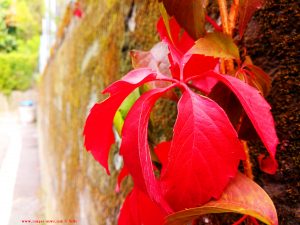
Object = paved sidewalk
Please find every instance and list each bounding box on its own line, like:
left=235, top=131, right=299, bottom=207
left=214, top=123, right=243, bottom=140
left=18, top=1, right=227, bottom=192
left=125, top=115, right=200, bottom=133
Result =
left=0, top=113, right=42, bottom=225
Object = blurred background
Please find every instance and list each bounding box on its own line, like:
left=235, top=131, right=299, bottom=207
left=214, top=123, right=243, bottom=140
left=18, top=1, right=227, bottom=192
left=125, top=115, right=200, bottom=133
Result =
left=0, top=0, right=298, bottom=225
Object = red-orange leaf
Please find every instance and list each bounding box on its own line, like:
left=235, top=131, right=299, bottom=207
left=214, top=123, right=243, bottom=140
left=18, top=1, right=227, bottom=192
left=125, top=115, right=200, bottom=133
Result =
left=166, top=173, right=278, bottom=225
left=159, top=0, right=207, bottom=39
left=239, top=0, right=265, bottom=38
left=242, top=64, right=271, bottom=96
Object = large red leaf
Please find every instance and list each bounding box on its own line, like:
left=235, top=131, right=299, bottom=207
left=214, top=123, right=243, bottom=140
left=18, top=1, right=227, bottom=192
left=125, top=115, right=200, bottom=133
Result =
left=239, top=0, right=265, bottom=38
left=83, top=68, right=157, bottom=174
left=190, top=71, right=278, bottom=174
left=120, top=85, right=177, bottom=213
left=161, top=88, right=245, bottom=211
left=118, top=187, right=166, bottom=225
left=166, top=173, right=278, bottom=225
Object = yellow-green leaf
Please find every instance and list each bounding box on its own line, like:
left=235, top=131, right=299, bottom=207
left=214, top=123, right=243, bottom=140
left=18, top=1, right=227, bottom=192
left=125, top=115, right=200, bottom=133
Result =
left=188, top=32, right=240, bottom=59
left=113, top=110, right=123, bottom=136
left=113, top=88, right=140, bottom=135
left=118, top=88, right=140, bottom=118
left=166, top=173, right=278, bottom=225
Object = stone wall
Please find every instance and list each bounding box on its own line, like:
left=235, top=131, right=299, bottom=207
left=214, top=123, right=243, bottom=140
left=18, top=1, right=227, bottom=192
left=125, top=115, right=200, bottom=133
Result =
left=38, top=1, right=160, bottom=224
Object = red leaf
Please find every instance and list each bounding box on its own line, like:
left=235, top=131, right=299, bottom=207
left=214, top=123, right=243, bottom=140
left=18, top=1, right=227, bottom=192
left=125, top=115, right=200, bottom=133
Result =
left=157, top=17, right=194, bottom=65
left=154, top=141, right=171, bottom=166
left=83, top=68, right=157, bottom=174
left=183, top=54, right=218, bottom=81
left=115, top=166, right=129, bottom=193
left=161, top=88, right=245, bottom=211
left=73, top=8, right=83, bottom=18
left=118, top=187, right=166, bottom=225
left=190, top=71, right=278, bottom=173
left=157, top=18, right=218, bottom=81
left=154, top=141, right=171, bottom=174
left=120, top=85, right=177, bottom=213
left=191, top=76, right=218, bottom=94
left=239, top=0, right=265, bottom=38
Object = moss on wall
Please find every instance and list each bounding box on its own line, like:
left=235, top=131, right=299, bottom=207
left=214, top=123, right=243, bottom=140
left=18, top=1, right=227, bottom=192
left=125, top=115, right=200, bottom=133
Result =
left=39, top=1, right=160, bottom=224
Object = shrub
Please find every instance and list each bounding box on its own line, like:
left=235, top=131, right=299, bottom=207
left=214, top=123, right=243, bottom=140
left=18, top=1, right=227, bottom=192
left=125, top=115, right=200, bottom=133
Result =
left=0, top=52, right=37, bottom=95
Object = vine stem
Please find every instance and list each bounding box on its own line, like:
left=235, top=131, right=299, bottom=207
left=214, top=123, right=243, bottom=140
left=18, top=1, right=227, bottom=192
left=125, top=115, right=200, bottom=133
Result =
left=226, top=0, right=240, bottom=73
left=232, top=215, right=248, bottom=225
left=217, top=0, right=229, bottom=34
left=217, top=0, right=230, bottom=74
left=249, top=217, right=260, bottom=225
left=236, top=112, right=253, bottom=180
left=205, top=15, right=222, bottom=32
left=228, top=0, right=240, bottom=36
left=242, top=141, right=254, bottom=180
left=217, top=0, right=240, bottom=74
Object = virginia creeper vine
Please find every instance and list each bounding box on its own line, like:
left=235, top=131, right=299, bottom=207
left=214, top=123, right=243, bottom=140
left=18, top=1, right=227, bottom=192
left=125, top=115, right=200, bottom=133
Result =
left=83, top=1, right=278, bottom=224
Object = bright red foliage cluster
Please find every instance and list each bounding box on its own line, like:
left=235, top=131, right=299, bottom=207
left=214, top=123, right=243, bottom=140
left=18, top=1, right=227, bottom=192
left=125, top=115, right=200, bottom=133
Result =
left=83, top=17, right=278, bottom=224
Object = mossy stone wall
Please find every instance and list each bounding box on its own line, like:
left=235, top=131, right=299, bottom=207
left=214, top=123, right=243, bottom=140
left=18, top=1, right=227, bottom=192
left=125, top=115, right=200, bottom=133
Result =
left=39, top=1, right=160, bottom=224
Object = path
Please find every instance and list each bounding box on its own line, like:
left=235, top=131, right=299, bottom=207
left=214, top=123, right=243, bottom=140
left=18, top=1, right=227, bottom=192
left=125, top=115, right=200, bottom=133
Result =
left=0, top=112, right=42, bottom=225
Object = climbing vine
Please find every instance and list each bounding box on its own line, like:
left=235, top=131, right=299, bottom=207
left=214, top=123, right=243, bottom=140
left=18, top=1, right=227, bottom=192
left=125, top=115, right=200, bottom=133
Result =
left=84, top=1, right=278, bottom=224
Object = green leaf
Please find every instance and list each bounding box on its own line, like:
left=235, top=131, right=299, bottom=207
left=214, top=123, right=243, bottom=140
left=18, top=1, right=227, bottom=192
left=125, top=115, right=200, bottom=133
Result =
left=113, top=88, right=140, bottom=135
left=188, top=32, right=240, bottom=59
left=166, top=173, right=278, bottom=225
left=118, top=88, right=140, bottom=118
left=113, top=110, right=124, bottom=136
left=159, top=0, right=207, bottom=39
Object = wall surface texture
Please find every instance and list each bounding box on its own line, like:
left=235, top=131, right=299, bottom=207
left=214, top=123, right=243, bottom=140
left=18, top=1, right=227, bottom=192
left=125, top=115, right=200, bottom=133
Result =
left=39, top=0, right=299, bottom=224
left=39, top=1, right=160, bottom=224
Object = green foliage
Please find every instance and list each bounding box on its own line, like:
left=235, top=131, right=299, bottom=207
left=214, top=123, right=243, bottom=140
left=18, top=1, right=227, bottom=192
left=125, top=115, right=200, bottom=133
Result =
left=0, top=53, right=37, bottom=95
left=0, top=0, right=43, bottom=94
left=14, top=0, right=43, bottom=40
